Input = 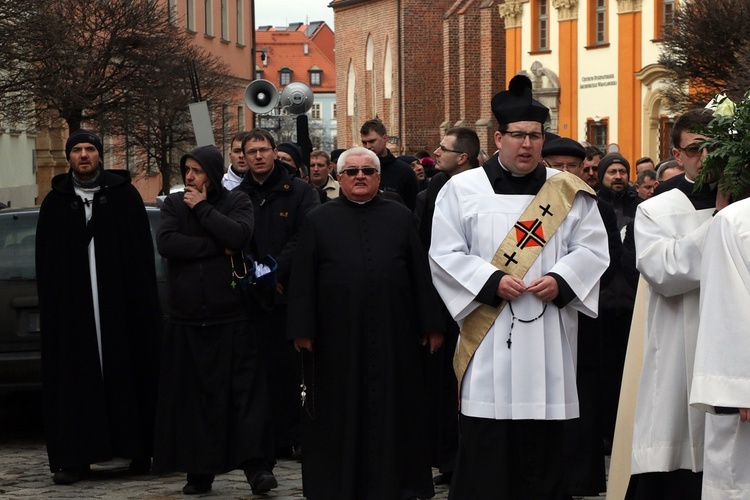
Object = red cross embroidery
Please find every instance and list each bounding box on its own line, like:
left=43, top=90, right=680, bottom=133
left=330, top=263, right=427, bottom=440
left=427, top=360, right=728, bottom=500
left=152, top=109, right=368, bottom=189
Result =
left=514, top=219, right=546, bottom=248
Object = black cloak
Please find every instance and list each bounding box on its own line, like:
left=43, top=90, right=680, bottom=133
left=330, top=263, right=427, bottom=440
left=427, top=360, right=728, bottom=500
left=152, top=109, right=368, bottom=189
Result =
left=35, top=169, right=161, bottom=472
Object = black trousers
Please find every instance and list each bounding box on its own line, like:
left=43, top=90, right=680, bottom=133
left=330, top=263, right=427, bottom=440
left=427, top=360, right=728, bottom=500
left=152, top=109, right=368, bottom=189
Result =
left=449, top=415, right=565, bottom=500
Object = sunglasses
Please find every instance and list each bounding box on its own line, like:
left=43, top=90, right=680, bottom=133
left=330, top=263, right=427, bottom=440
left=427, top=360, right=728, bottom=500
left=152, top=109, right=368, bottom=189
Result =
left=341, top=167, right=379, bottom=176
left=677, top=143, right=708, bottom=158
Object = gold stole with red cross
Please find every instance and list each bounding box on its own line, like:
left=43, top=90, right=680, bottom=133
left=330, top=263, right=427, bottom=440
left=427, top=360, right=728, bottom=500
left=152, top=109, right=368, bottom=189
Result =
left=454, top=171, right=595, bottom=392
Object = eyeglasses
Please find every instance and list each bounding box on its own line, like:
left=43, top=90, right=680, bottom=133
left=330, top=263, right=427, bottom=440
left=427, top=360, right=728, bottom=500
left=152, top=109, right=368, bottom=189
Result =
left=582, top=166, right=598, bottom=173
left=245, top=147, right=273, bottom=156
left=549, top=162, right=581, bottom=170
left=502, top=130, right=544, bottom=142
left=677, top=142, right=708, bottom=158
left=341, top=166, right=379, bottom=177
left=438, top=145, right=464, bottom=154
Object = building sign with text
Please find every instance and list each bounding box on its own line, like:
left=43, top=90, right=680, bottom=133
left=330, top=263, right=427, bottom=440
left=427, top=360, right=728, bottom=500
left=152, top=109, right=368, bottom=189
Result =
left=580, top=74, right=617, bottom=89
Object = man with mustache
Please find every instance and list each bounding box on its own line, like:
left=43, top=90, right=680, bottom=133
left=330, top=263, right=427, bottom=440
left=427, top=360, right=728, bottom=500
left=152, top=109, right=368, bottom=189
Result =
left=582, top=146, right=604, bottom=190
left=596, top=152, right=641, bottom=231
left=36, top=129, right=161, bottom=485
left=593, top=152, right=642, bottom=446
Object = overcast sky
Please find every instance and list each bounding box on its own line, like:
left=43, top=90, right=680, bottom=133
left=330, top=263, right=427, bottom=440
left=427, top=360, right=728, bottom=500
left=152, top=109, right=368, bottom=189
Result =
left=254, top=0, right=334, bottom=29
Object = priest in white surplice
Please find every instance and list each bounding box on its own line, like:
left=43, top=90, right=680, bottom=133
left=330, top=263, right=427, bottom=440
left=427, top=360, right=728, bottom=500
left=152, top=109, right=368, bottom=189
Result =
left=690, top=197, right=750, bottom=500
left=429, top=75, right=609, bottom=499
left=629, top=108, right=717, bottom=498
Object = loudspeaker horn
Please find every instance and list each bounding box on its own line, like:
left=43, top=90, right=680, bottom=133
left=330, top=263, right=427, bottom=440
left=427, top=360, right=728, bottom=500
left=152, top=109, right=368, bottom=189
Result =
left=244, top=79, right=279, bottom=114
left=280, top=82, right=314, bottom=115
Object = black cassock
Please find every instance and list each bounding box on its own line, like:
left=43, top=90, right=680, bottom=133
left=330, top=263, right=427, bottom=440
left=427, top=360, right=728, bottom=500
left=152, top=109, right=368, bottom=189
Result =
left=288, top=195, right=443, bottom=500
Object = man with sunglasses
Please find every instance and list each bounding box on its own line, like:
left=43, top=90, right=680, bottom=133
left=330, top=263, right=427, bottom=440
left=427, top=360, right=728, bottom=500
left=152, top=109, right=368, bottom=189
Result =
left=592, top=152, right=642, bottom=446
left=628, top=108, right=721, bottom=498
left=582, top=146, right=604, bottom=190
left=288, top=147, right=443, bottom=500
left=429, top=76, right=609, bottom=499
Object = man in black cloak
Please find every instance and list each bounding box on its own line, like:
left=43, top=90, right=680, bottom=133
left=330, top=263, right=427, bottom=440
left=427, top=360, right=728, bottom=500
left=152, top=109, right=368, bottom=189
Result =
left=35, top=129, right=161, bottom=485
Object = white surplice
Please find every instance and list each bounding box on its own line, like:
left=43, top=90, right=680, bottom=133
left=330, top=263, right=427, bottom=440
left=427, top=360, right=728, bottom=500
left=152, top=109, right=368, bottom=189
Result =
left=74, top=184, right=104, bottom=376
left=429, top=167, right=608, bottom=421
left=631, top=188, right=714, bottom=474
left=690, top=197, right=750, bottom=500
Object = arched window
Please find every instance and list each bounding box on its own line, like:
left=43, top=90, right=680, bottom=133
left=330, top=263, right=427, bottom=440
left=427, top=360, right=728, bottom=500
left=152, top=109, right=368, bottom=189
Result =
left=383, top=38, right=393, bottom=99
left=365, top=35, right=374, bottom=71
left=347, top=60, right=356, bottom=116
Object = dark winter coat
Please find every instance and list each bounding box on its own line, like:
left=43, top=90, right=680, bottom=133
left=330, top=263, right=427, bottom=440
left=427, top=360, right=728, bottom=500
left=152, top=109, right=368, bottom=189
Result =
left=235, top=160, right=320, bottom=304
left=379, top=150, right=419, bottom=211
left=36, top=169, right=161, bottom=471
left=597, top=184, right=641, bottom=231
left=153, top=146, right=273, bottom=474
left=157, top=146, right=254, bottom=325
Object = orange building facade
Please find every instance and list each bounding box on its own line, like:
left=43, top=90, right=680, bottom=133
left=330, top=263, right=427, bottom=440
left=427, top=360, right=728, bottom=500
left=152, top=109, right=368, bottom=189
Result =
left=254, top=22, right=337, bottom=151
left=498, top=0, right=678, bottom=175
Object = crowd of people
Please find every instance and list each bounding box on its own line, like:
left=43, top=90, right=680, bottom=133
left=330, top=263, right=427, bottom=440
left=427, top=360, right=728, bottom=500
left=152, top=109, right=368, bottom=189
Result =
left=34, top=74, right=749, bottom=500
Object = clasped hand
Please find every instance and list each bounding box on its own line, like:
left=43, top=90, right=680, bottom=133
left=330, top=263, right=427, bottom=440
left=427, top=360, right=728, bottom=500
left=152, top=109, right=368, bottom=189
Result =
left=497, top=274, right=558, bottom=303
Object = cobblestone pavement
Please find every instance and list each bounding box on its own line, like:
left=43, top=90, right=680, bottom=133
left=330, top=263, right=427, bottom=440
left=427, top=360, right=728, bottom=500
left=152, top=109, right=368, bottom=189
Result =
left=0, top=438, right=611, bottom=500
left=0, top=392, right=605, bottom=500
left=0, top=390, right=450, bottom=499
left=0, top=439, right=450, bottom=499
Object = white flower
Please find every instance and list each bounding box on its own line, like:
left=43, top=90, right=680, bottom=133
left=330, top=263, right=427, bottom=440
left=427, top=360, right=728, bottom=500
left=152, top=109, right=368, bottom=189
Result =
left=706, top=93, right=736, bottom=118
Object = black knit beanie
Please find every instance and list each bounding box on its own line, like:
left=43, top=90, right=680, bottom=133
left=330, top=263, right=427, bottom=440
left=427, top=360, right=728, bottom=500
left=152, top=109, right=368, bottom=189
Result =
left=65, top=129, right=103, bottom=161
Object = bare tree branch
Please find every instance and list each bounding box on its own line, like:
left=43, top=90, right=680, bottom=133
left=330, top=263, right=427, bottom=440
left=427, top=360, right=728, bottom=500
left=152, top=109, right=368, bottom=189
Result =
left=659, top=0, right=750, bottom=110
left=0, top=0, right=237, bottom=193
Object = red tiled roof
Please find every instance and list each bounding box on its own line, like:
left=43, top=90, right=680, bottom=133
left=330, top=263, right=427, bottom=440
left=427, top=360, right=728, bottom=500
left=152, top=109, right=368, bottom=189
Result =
left=255, top=23, right=336, bottom=93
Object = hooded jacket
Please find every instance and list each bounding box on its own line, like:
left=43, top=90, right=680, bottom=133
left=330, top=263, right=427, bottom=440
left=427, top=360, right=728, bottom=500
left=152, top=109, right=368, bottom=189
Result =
left=156, top=145, right=254, bottom=325
left=378, top=150, right=419, bottom=211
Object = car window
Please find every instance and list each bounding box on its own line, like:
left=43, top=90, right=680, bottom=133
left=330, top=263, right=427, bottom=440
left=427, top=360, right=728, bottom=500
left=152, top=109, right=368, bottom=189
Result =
left=0, top=213, right=37, bottom=280
left=0, top=209, right=166, bottom=282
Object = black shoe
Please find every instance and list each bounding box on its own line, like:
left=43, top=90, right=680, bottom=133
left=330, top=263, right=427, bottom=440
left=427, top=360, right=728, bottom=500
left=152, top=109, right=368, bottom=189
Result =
left=183, top=473, right=214, bottom=495
left=182, top=482, right=212, bottom=495
left=52, top=466, right=91, bottom=485
left=291, top=444, right=303, bottom=460
left=128, top=457, right=151, bottom=475
left=433, top=472, right=453, bottom=485
left=246, top=470, right=278, bottom=494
